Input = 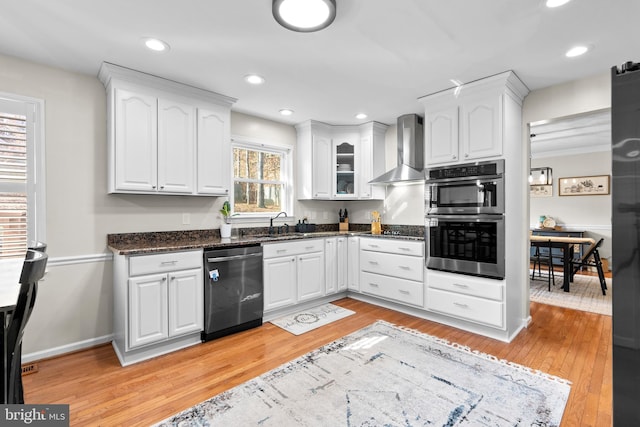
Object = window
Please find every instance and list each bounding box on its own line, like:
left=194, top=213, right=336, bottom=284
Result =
left=231, top=138, right=292, bottom=217
left=0, top=95, right=45, bottom=259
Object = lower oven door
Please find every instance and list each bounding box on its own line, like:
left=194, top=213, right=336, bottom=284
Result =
left=425, top=214, right=505, bottom=280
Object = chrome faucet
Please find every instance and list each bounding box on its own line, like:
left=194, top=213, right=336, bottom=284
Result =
left=269, top=212, right=288, bottom=235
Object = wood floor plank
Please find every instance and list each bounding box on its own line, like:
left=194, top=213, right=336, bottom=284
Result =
left=22, top=298, right=612, bottom=426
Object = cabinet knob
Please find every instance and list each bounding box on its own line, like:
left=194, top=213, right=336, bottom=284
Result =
left=162, top=277, right=167, bottom=281
left=160, top=185, right=165, bottom=189
left=452, top=155, right=457, bottom=160
left=464, top=153, right=469, bottom=158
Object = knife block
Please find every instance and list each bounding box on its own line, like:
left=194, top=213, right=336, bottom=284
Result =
left=339, top=219, right=349, bottom=232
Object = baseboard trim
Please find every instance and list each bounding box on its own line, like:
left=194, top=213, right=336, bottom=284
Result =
left=22, top=334, right=114, bottom=364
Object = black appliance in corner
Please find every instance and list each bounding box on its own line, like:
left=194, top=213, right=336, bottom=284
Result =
left=201, top=244, right=264, bottom=342
left=612, top=60, right=640, bottom=425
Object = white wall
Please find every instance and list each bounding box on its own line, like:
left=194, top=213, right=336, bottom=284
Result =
left=523, top=71, right=612, bottom=265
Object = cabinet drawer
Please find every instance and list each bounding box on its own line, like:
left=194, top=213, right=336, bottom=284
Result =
left=360, top=237, right=424, bottom=257
left=262, top=239, right=324, bottom=259
left=360, top=250, right=423, bottom=282
left=129, top=250, right=202, bottom=277
left=427, top=270, right=503, bottom=301
left=426, top=288, right=504, bottom=328
left=361, top=271, right=423, bottom=307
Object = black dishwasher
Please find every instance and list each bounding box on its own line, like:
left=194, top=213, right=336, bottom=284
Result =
left=202, top=244, right=264, bottom=342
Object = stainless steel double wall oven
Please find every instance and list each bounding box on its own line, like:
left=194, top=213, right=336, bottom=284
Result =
left=425, top=159, right=505, bottom=280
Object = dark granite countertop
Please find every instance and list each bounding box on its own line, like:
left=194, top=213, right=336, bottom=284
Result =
left=108, top=224, right=424, bottom=256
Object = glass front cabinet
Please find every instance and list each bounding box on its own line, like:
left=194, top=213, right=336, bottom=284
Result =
left=296, top=120, right=387, bottom=200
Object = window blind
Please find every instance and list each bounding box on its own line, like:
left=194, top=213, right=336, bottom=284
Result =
left=0, top=111, right=27, bottom=259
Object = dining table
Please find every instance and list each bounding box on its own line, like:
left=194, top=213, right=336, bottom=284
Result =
left=530, top=234, right=596, bottom=292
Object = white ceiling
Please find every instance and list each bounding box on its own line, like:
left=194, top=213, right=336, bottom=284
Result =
left=0, top=0, right=637, bottom=126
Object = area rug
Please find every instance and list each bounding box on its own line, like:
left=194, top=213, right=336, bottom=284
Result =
left=154, top=320, right=571, bottom=426
left=530, top=272, right=612, bottom=315
left=269, top=303, right=355, bottom=335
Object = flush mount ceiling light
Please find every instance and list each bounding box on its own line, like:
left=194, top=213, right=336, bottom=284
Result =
left=273, top=0, right=336, bottom=32
left=279, top=108, right=294, bottom=116
left=566, top=45, right=589, bottom=57
left=244, top=74, right=265, bottom=85
left=355, top=113, right=367, bottom=120
left=144, top=38, right=170, bottom=52
left=546, top=0, right=571, bottom=7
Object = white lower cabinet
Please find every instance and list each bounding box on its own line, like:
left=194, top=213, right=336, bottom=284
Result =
left=358, top=237, right=424, bottom=307
left=325, top=237, right=348, bottom=296
left=263, top=239, right=325, bottom=312
left=112, top=249, right=204, bottom=366
left=129, top=268, right=202, bottom=348
left=425, top=270, right=505, bottom=329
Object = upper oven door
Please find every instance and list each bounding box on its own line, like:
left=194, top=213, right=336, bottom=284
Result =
left=426, top=176, right=504, bottom=215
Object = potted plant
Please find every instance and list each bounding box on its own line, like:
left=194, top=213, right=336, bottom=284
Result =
left=219, top=201, right=232, bottom=238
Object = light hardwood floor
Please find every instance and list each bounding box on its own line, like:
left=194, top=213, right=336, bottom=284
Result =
left=23, top=297, right=612, bottom=426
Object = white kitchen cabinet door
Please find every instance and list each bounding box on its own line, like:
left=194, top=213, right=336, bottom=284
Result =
left=297, top=252, right=325, bottom=302
left=168, top=268, right=203, bottom=337
left=358, top=134, right=372, bottom=199
left=128, top=273, right=168, bottom=349
left=425, top=106, right=459, bottom=166
left=264, top=256, right=297, bottom=311
left=312, top=134, right=332, bottom=199
left=324, top=238, right=337, bottom=295
left=336, top=237, right=348, bottom=291
left=114, top=88, right=158, bottom=192
left=158, top=99, right=195, bottom=194
left=347, top=236, right=360, bottom=291
left=197, top=107, right=231, bottom=195
left=460, top=93, right=502, bottom=161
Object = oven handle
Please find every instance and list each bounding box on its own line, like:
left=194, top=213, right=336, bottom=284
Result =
left=425, top=174, right=502, bottom=185
left=425, top=214, right=504, bottom=223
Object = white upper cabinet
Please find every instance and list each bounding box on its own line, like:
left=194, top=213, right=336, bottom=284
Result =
left=420, top=71, right=528, bottom=166
left=196, top=107, right=231, bottom=195
left=296, top=120, right=387, bottom=200
left=99, top=62, right=235, bottom=196
left=114, top=89, right=158, bottom=192
left=157, top=98, right=195, bottom=193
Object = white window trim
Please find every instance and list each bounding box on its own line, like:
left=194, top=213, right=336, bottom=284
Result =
left=230, top=135, right=294, bottom=222
left=0, top=92, right=46, bottom=244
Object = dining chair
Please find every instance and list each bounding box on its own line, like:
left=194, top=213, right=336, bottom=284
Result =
left=5, top=249, right=48, bottom=404
left=570, top=238, right=607, bottom=295
left=531, top=240, right=555, bottom=291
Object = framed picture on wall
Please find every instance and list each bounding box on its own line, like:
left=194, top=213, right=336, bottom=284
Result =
left=559, top=175, right=610, bottom=196
left=530, top=184, right=553, bottom=198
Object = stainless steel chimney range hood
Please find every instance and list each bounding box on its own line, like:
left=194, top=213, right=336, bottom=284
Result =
left=369, top=114, right=424, bottom=185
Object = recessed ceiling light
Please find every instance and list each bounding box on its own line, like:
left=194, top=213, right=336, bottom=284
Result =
left=355, top=113, right=367, bottom=120
left=566, top=45, right=589, bottom=58
left=546, top=0, right=571, bottom=7
left=244, top=74, right=265, bottom=85
left=144, top=38, right=170, bottom=52
left=273, top=0, right=336, bottom=32
left=279, top=109, right=294, bottom=116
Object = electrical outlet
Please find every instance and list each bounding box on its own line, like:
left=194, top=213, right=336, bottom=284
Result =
left=182, top=213, right=190, bottom=225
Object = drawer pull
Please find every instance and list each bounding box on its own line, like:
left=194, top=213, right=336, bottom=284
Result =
left=369, top=282, right=379, bottom=287
left=368, top=261, right=379, bottom=265
left=160, top=260, right=178, bottom=265
left=399, top=247, right=411, bottom=251
left=368, top=244, right=379, bottom=248
left=398, top=290, right=410, bottom=295
left=305, top=246, right=315, bottom=250
left=399, top=266, right=411, bottom=270
left=277, top=249, right=287, bottom=253
left=453, top=283, right=469, bottom=289
left=453, top=302, right=469, bottom=308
